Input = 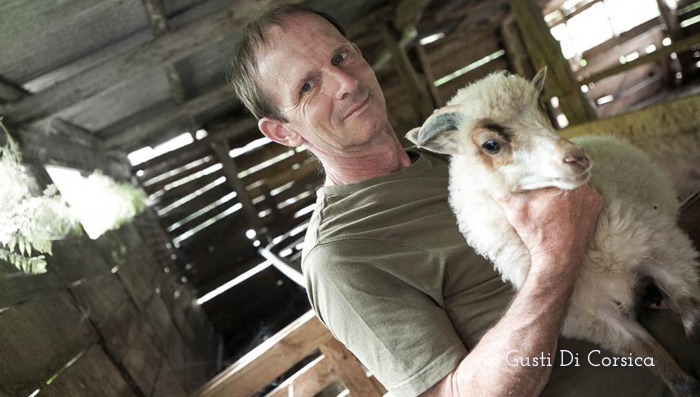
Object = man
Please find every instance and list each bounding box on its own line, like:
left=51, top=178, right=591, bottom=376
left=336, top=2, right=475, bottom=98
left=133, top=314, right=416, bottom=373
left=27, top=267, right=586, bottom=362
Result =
left=229, top=5, right=699, bottom=396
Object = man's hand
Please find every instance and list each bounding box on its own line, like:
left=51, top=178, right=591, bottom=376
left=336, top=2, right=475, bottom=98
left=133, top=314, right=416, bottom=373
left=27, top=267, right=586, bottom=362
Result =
left=422, top=186, right=603, bottom=397
left=498, top=186, right=603, bottom=276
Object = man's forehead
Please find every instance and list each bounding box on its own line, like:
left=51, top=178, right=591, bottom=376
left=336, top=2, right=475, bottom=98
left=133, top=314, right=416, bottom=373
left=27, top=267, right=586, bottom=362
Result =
left=254, top=15, right=347, bottom=78
left=267, top=15, right=344, bottom=48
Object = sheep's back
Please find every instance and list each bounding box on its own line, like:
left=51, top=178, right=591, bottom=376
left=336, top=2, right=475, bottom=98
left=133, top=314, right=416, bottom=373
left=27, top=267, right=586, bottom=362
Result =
left=572, top=135, right=680, bottom=217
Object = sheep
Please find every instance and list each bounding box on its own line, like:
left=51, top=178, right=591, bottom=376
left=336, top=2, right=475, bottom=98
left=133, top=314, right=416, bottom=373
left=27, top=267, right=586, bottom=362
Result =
left=406, top=69, right=700, bottom=397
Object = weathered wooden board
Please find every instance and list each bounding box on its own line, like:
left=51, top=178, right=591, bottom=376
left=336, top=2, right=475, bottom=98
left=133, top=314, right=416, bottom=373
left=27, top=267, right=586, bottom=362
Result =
left=100, top=300, right=164, bottom=395
left=40, top=344, right=138, bottom=397
left=0, top=271, right=63, bottom=310
left=69, top=271, right=132, bottom=327
left=50, top=235, right=113, bottom=284
left=196, top=311, right=333, bottom=397
left=152, top=359, right=189, bottom=397
left=0, top=291, right=98, bottom=397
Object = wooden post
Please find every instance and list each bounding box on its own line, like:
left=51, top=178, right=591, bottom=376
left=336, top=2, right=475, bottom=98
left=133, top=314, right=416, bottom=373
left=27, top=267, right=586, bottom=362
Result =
left=501, top=15, right=536, bottom=79
left=507, top=0, right=596, bottom=125
left=415, top=43, right=444, bottom=106
left=379, top=24, right=435, bottom=123
left=655, top=0, right=696, bottom=82
left=210, top=139, right=268, bottom=243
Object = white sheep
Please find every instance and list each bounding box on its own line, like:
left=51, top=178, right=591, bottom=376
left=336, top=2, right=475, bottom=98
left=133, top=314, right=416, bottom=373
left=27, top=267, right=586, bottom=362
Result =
left=406, top=69, right=700, bottom=397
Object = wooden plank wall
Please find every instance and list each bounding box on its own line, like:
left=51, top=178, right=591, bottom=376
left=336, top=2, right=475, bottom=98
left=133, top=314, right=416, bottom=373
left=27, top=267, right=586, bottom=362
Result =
left=0, top=211, right=217, bottom=397
left=132, top=121, right=322, bottom=358
left=416, top=1, right=511, bottom=107
left=415, top=0, right=699, bottom=123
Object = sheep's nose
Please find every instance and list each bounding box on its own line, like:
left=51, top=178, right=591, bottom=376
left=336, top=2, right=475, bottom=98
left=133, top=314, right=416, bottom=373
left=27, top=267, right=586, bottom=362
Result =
left=563, top=148, right=590, bottom=170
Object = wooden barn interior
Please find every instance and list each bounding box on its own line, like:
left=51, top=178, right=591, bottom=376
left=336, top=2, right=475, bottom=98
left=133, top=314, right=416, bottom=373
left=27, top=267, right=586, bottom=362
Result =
left=1, top=0, right=700, bottom=395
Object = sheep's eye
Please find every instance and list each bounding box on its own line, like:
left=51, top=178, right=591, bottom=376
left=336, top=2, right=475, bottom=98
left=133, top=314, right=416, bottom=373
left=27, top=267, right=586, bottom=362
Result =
left=481, top=140, right=501, bottom=154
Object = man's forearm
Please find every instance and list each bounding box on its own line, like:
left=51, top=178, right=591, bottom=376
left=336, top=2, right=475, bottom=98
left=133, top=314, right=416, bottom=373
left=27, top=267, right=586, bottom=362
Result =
left=425, top=259, right=578, bottom=397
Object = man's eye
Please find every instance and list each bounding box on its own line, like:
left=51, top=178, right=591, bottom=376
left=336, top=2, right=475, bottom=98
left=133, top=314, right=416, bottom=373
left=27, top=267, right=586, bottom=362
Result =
left=332, top=52, right=347, bottom=66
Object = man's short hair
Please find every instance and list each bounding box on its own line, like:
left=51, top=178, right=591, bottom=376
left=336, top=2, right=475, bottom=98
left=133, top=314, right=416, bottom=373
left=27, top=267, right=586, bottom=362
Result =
left=228, top=5, right=346, bottom=122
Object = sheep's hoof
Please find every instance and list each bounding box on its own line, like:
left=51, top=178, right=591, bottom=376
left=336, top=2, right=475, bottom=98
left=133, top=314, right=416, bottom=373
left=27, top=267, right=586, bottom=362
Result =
left=670, top=377, right=700, bottom=397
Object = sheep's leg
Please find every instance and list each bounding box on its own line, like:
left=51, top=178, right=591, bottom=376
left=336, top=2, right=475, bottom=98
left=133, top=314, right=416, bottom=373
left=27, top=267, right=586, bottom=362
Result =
left=643, top=230, right=700, bottom=342
left=578, top=309, right=700, bottom=397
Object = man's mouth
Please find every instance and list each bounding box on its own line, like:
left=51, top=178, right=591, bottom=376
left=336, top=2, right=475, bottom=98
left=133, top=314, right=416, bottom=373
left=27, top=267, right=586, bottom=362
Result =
left=344, top=95, right=370, bottom=119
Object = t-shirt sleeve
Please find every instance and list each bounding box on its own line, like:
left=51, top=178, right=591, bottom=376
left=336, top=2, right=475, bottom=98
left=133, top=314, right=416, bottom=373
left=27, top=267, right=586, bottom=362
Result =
left=303, top=239, right=467, bottom=397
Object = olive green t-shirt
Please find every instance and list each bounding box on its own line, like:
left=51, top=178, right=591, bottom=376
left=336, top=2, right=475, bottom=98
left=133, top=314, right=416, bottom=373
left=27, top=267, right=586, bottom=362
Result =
left=301, top=149, right=700, bottom=397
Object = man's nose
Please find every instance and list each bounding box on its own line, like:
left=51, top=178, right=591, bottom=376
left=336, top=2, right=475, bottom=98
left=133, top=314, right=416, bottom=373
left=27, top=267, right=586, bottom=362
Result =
left=325, top=68, right=359, bottom=100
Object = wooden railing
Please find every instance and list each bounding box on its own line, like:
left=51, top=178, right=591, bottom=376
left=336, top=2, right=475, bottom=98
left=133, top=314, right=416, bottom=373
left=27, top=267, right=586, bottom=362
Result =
left=194, top=310, right=386, bottom=397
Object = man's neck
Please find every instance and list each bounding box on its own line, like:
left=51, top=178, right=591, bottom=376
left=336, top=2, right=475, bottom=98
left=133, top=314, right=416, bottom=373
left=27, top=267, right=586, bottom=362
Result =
left=319, top=136, right=412, bottom=187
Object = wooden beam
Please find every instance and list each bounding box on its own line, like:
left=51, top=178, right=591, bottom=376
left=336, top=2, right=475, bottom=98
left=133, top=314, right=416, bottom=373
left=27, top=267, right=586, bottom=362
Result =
left=379, top=24, right=434, bottom=123
left=508, top=0, right=597, bottom=125
left=320, top=338, right=385, bottom=396
left=50, top=118, right=101, bottom=147
left=211, top=139, right=267, bottom=241
left=195, top=311, right=333, bottom=397
left=142, top=0, right=188, bottom=105
left=265, top=356, right=337, bottom=397
left=0, top=0, right=304, bottom=126
left=0, top=78, right=27, bottom=103
left=578, top=32, right=700, bottom=85
left=501, top=14, right=536, bottom=79
left=415, top=42, right=444, bottom=106
left=101, top=84, right=234, bottom=150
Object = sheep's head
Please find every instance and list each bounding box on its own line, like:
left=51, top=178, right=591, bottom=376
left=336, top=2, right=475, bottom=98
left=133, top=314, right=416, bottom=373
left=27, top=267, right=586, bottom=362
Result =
left=407, top=69, right=591, bottom=193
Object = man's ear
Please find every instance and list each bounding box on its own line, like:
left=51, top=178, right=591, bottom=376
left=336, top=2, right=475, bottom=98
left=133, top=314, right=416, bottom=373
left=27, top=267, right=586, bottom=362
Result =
left=258, top=117, right=303, bottom=147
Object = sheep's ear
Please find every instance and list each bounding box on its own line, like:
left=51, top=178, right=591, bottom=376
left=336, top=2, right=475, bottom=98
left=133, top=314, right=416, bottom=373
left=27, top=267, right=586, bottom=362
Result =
left=532, top=67, right=547, bottom=94
left=407, top=106, right=466, bottom=155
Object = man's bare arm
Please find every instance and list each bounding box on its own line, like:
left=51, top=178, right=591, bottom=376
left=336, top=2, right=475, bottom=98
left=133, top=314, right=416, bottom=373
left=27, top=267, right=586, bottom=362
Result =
left=423, top=186, right=603, bottom=397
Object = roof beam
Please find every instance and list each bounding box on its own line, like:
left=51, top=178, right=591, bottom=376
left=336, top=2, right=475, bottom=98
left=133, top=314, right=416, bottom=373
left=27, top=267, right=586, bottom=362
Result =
left=51, top=118, right=102, bottom=147
left=142, top=0, right=187, bottom=104
left=100, top=84, right=234, bottom=150
left=0, top=0, right=304, bottom=126
left=0, top=78, right=27, bottom=103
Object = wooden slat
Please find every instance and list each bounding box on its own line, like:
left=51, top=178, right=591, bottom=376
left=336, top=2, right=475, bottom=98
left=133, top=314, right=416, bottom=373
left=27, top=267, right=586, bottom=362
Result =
left=196, top=311, right=333, bottom=397
left=265, top=356, right=337, bottom=397
left=143, top=156, right=217, bottom=195
left=240, top=151, right=317, bottom=188
left=0, top=291, right=99, bottom=397
left=578, top=32, right=700, bottom=85
left=153, top=169, right=224, bottom=210
left=135, top=140, right=211, bottom=177
left=436, top=58, right=510, bottom=103
left=234, top=143, right=295, bottom=174
left=160, top=184, right=231, bottom=229
left=40, top=344, right=138, bottom=397
left=167, top=197, right=242, bottom=238
left=177, top=210, right=249, bottom=252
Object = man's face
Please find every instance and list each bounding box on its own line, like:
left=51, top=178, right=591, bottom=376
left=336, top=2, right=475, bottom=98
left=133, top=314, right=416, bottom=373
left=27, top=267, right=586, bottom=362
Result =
left=254, top=14, right=390, bottom=156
